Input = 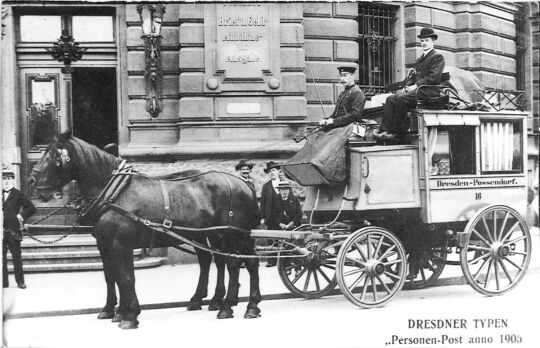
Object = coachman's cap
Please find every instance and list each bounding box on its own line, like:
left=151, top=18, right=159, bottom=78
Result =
left=338, top=66, right=356, bottom=74
left=276, top=181, right=292, bottom=189
left=417, top=27, right=438, bottom=40
left=2, top=170, right=15, bottom=178
left=235, top=159, right=254, bottom=171
left=264, top=161, right=281, bottom=173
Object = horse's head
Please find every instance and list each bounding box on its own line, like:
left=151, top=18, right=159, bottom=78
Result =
left=29, top=134, right=73, bottom=202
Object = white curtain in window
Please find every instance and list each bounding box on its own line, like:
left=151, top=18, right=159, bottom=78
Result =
left=481, top=122, right=513, bottom=171
left=427, top=127, right=438, bottom=171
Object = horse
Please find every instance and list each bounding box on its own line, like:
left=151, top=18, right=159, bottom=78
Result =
left=29, top=132, right=261, bottom=329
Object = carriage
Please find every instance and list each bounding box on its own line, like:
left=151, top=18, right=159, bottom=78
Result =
left=256, top=91, right=532, bottom=308
left=28, top=78, right=532, bottom=328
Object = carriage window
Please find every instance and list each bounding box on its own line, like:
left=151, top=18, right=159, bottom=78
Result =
left=480, top=122, right=523, bottom=173
left=428, top=126, right=476, bottom=176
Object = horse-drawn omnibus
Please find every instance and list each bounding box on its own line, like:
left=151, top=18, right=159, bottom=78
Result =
left=29, top=77, right=531, bottom=328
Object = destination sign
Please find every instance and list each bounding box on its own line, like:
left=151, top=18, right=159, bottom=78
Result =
left=429, top=177, right=526, bottom=189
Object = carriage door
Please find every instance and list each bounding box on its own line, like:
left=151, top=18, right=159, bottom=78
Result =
left=19, top=68, right=72, bottom=209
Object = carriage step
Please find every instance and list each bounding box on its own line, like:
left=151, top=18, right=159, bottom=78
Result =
left=7, top=249, right=143, bottom=264
left=7, top=256, right=166, bottom=273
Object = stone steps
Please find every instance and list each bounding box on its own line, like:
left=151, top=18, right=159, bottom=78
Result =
left=5, top=234, right=166, bottom=273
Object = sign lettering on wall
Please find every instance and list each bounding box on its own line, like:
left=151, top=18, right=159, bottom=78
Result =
left=429, top=177, right=526, bottom=189
left=216, top=3, right=269, bottom=79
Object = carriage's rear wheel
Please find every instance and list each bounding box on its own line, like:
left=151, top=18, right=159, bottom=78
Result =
left=404, top=240, right=448, bottom=290
left=460, top=205, right=531, bottom=296
left=336, top=227, right=406, bottom=308
left=278, top=226, right=339, bottom=299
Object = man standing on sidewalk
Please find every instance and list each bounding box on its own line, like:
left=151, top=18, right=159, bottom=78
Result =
left=3, top=170, right=36, bottom=289
left=259, top=161, right=283, bottom=267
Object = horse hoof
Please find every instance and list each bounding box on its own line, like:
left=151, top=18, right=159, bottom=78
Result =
left=217, top=308, right=234, bottom=319
left=111, top=314, right=123, bottom=323
left=244, top=307, right=261, bottom=319
left=187, top=302, right=202, bottom=311
left=208, top=301, right=222, bottom=311
left=118, top=320, right=138, bottom=330
left=97, top=311, right=114, bottom=320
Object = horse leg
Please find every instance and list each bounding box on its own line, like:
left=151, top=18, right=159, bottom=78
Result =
left=187, top=247, right=211, bottom=311
left=113, top=237, right=141, bottom=330
left=95, top=233, right=117, bottom=320
left=216, top=257, right=241, bottom=319
left=208, top=253, right=226, bottom=311
left=243, top=255, right=262, bottom=319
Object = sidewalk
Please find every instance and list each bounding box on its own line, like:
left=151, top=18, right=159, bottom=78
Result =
left=3, top=227, right=539, bottom=319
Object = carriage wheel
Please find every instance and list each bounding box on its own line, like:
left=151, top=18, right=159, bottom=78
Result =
left=460, top=205, right=531, bottom=296
left=404, top=241, right=448, bottom=290
left=336, top=227, right=406, bottom=308
left=278, top=226, right=339, bottom=299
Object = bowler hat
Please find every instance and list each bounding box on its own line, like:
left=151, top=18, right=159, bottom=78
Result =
left=276, top=181, right=292, bottom=189
left=264, top=161, right=281, bottom=173
left=2, top=170, right=15, bottom=178
left=235, top=159, right=254, bottom=171
left=417, top=27, right=438, bottom=40
left=338, top=66, right=356, bottom=75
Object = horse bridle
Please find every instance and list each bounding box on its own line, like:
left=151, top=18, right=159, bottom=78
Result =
left=30, top=147, right=72, bottom=193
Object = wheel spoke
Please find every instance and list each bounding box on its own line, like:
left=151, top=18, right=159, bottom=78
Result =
left=500, top=221, right=520, bottom=242
left=373, top=235, right=384, bottom=259
left=344, top=255, right=364, bottom=267
left=505, top=235, right=527, bottom=246
left=483, top=259, right=493, bottom=287
left=509, top=251, right=527, bottom=256
left=472, top=257, right=490, bottom=281
left=316, top=267, right=333, bottom=283
left=383, top=270, right=401, bottom=281
left=469, top=251, right=490, bottom=264
left=494, top=259, right=501, bottom=290
left=371, top=276, right=377, bottom=302
left=472, top=228, right=491, bottom=247
left=376, top=274, right=392, bottom=294
left=468, top=245, right=491, bottom=252
left=360, top=276, right=370, bottom=301
left=313, top=269, right=321, bottom=291
left=497, top=259, right=514, bottom=284
left=291, top=267, right=307, bottom=284
left=320, top=264, right=336, bottom=270
left=419, top=267, right=427, bottom=281
left=344, top=267, right=365, bottom=277
left=377, top=244, right=396, bottom=261
left=348, top=271, right=367, bottom=292
left=383, top=259, right=403, bottom=266
left=497, top=211, right=510, bottom=241
left=503, top=257, right=523, bottom=272
left=481, top=216, right=495, bottom=243
left=367, top=235, right=372, bottom=259
left=354, top=241, right=369, bottom=262
left=492, top=211, right=498, bottom=242
left=303, top=269, right=312, bottom=292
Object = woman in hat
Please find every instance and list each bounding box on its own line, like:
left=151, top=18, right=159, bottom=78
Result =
left=259, top=161, right=283, bottom=267
left=375, top=27, right=446, bottom=140
left=235, top=159, right=255, bottom=192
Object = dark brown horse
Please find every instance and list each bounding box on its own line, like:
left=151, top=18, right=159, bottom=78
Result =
left=30, top=133, right=261, bottom=329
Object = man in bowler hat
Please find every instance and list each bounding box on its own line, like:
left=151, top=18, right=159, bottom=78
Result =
left=259, top=161, right=283, bottom=267
left=319, top=66, right=366, bottom=129
left=375, top=27, right=445, bottom=140
left=3, top=170, right=36, bottom=289
left=276, top=181, right=302, bottom=231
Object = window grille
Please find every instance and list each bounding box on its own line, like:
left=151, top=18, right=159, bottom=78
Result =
left=358, top=4, right=398, bottom=96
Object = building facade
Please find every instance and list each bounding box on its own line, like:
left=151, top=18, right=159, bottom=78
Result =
left=1, top=1, right=538, bottom=213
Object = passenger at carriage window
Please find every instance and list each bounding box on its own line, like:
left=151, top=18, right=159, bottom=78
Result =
left=259, top=161, right=283, bottom=267
left=318, top=66, right=366, bottom=129
left=277, top=181, right=302, bottom=231
left=235, top=159, right=255, bottom=192
left=3, top=170, right=36, bottom=289
left=374, top=27, right=445, bottom=140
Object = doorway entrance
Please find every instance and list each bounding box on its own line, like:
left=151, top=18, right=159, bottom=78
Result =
left=72, top=68, right=118, bottom=149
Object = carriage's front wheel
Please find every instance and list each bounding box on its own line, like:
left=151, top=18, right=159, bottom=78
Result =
left=460, top=205, right=531, bottom=296
left=404, top=240, right=447, bottom=290
left=336, top=227, right=406, bottom=308
left=278, top=238, right=339, bottom=299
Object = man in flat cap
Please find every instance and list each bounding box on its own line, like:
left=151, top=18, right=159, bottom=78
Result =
left=3, top=170, right=36, bottom=289
left=376, top=27, right=445, bottom=140
left=319, top=66, right=366, bottom=129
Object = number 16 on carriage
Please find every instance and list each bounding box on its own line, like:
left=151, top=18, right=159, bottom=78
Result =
left=281, top=108, right=531, bottom=309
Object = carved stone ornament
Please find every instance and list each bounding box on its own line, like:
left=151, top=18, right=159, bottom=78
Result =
left=46, top=29, right=88, bottom=73
left=1, top=6, right=8, bottom=38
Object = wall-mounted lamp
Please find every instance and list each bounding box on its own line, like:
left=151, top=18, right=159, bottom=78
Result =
left=137, top=3, right=166, bottom=118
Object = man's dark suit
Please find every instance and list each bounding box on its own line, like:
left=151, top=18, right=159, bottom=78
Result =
left=381, top=49, right=445, bottom=135
left=329, top=84, right=366, bottom=128
left=259, top=180, right=282, bottom=230
left=278, top=195, right=302, bottom=229
left=3, top=188, right=36, bottom=287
